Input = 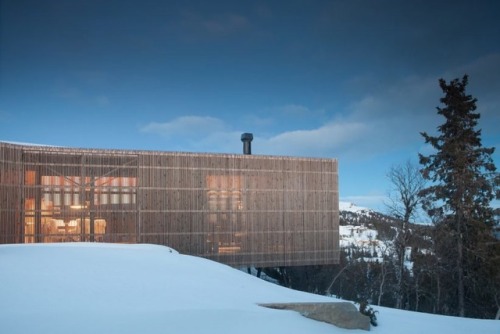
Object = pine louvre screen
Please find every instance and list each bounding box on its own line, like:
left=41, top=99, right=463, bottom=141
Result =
left=0, top=142, right=339, bottom=267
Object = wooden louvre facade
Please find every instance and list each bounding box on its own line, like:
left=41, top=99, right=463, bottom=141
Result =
left=0, top=142, right=339, bottom=267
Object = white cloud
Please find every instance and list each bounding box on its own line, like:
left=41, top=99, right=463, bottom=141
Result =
left=241, top=114, right=274, bottom=128
left=139, top=115, right=368, bottom=157
left=193, top=130, right=244, bottom=153
left=139, top=116, right=248, bottom=154
left=247, top=74, right=450, bottom=159
left=278, top=104, right=312, bottom=116
left=322, top=74, right=444, bottom=159
left=138, top=63, right=499, bottom=160
left=140, top=116, right=227, bottom=138
left=143, top=74, right=443, bottom=159
left=256, top=120, right=367, bottom=157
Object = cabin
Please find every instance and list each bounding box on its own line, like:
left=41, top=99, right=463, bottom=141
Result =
left=0, top=140, right=339, bottom=267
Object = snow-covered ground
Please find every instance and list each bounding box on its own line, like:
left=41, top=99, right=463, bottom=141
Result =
left=0, top=243, right=498, bottom=334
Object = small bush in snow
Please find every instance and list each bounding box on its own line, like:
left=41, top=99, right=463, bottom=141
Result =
left=359, top=301, right=378, bottom=327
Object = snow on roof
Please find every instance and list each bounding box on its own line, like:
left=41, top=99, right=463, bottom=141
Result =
left=0, top=140, right=58, bottom=147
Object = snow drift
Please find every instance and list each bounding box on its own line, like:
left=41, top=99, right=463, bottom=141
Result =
left=0, top=243, right=498, bottom=334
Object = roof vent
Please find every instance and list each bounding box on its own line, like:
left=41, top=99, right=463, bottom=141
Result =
left=241, top=133, right=253, bottom=155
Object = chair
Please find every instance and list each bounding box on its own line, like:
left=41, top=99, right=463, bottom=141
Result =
left=42, top=219, right=65, bottom=242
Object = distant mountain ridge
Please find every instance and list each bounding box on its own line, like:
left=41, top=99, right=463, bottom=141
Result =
left=339, top=201, right=373, bottom=215
left=339, top=201, right=395, bottom=226
left=338, top=201, right=432, bottom=263
left=338, top=201, right=396, bottom=260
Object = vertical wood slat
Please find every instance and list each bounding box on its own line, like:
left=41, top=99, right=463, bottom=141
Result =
left=0, top=142, right=339, bottom=267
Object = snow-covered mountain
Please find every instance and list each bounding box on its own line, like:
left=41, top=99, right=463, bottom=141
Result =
left=338, top=201, right=432, bottom=267
left=339, top=201, right=394, bottom=225
left=339, top=201, right=373, bottom=215
left=339, top=202, right=399, bottom=258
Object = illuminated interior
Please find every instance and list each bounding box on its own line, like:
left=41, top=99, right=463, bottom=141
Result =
left=206, top=175, right=244, bottom=254
left=23, top=160, right=137, bottom=243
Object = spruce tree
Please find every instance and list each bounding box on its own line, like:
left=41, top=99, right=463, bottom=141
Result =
left=419, top=75, right=500, bottom=318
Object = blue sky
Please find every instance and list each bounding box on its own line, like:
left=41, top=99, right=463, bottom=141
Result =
left=1, top=0, right=499, bottom=212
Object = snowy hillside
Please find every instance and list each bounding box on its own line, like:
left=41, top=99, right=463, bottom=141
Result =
left=339, top=201, right=394, bottom=224
left=339, top=201, right=374, bottom=215
left=338, top=201, right=430, bottom=263
left=1, top=243, right=498, bottom=334
left=339, top=201, right=396, bottom=260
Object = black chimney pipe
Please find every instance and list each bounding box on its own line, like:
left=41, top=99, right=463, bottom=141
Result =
left=241, top=133, right=253, bottom=155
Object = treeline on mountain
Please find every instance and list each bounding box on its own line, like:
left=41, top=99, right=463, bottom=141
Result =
left=259, top=75, right=500, bottom=320
left=262, top=209, right=498, bottom=319
left=261, top=219, right=441, bottom=315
